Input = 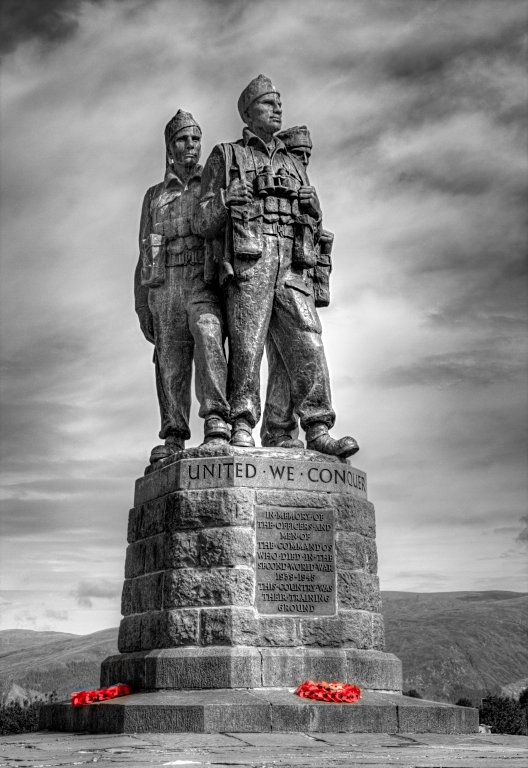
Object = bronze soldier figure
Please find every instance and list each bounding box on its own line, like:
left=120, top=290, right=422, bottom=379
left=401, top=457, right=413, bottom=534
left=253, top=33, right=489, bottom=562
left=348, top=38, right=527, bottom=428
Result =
left=260, top=125, right=334, bottom=450
left=135, top=110, right=229, bottom=463
left=196, top=76, right=358, bottom=457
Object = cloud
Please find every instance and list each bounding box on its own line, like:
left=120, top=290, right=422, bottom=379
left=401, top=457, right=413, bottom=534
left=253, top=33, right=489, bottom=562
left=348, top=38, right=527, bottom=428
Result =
left=0, top=0, right=526, bottom=623
left=71, top=578, right=121, bottom=608
left=13, top=610, right=38, bottom=627
left=518, top=516, right=528, bottom=548
left=0, top=0, right=83, bottom=54
left=0, top=0, right=152, bottom=55
left=378, top=350, right=526, bottom=389
left=45, top=608, right=69, bottom=621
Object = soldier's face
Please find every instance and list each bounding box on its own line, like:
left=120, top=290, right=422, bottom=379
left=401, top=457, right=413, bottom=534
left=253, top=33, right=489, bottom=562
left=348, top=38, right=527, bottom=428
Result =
left=169, top=127, right=202, bottom=168
left=290, top=147, right=312, bottom=168
left=246, top=93, right=282, bottom=136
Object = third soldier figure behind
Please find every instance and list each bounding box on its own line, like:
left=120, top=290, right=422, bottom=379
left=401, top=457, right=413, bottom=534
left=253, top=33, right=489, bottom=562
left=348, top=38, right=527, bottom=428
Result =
left=135, top=110, right=230, bottom=464
left=196, top=75, right=359, bottom=458
left=260, top=124, right=334, bottom=449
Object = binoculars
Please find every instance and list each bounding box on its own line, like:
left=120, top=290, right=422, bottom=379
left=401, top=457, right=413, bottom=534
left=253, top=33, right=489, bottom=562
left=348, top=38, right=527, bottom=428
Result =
left=254, top=165, right=300, bottom=199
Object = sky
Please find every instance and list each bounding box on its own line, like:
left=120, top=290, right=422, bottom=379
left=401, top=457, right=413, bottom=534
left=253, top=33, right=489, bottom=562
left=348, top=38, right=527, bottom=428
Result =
left=0, top=0, right=527, bottom=635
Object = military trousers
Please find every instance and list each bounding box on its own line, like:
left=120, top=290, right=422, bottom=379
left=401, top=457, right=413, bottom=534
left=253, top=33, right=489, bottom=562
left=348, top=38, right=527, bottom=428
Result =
left=224, top=233, right=335, bottom=431
left=260, top=333, right=298, bottom=443
left=148, top=263, right=229, bottom=441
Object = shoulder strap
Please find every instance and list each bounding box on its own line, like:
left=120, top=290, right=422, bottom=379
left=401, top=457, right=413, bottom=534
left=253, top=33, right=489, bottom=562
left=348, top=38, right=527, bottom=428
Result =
left=232, top=143, right=248, bottom=184
left=220, top=141, right=247, bottom=185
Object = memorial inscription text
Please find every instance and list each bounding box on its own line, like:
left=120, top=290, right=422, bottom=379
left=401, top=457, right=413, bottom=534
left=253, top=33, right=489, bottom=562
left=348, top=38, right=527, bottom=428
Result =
left=255, top=507, right=336, bottom=616
left=178, top=457, right=367, bottom=496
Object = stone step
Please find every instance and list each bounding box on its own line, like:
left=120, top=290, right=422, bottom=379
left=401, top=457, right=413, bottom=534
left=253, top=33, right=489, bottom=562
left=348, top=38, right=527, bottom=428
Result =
left=101, top=647, right=402, bottom=691
left=40, top=689, right=479, bottom=734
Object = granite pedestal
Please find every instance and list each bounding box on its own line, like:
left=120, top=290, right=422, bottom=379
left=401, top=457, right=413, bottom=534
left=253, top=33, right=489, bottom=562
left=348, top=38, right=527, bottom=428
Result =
left=41, top=446, right=478, bottom=733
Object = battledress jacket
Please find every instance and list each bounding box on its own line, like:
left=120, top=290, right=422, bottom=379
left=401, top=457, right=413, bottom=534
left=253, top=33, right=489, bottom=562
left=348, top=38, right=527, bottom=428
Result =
left=194, top=130, right=322, bottom=273
left=134, top=164, right=203, bottom=314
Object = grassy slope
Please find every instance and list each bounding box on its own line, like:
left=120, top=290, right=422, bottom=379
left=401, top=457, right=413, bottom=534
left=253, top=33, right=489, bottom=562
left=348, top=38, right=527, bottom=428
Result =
left=0, top=627, right=118, bottom=701
left=382, top=591, right=528, bottom=703
left=0, top=630, right=78, bottom=655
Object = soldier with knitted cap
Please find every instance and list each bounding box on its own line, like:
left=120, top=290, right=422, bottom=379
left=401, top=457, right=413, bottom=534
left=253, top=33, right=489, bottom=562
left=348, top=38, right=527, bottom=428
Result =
left=261, top=125, right=335, bottom=449
left=196, top=77, right=358, bottom=458
left=135, top=109, right=229, bottom=464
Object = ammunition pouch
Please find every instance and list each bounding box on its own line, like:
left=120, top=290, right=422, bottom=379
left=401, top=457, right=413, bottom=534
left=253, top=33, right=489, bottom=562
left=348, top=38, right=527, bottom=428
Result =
left=231, top=200, right=263, bottom=261
left=165, top=233, right=203, bottom=256
left=140, top=233, right=166, bottom=288
left=292, top=216, right=317, bottom=269
left=312, top=230, right=333, bottom=307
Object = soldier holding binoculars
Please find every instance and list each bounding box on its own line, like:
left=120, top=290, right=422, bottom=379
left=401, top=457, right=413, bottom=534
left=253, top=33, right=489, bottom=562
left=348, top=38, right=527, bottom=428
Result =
left=196, top=75, right=358, bottom=457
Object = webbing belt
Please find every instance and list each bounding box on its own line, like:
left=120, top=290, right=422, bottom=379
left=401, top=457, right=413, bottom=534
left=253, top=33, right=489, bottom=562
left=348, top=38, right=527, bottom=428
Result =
left=166, top=250, right=205, bottom=267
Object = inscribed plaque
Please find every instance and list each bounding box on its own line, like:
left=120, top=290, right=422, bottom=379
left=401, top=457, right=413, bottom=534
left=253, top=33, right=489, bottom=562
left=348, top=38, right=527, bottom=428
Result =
left=255, top=507, right=336, bottom=616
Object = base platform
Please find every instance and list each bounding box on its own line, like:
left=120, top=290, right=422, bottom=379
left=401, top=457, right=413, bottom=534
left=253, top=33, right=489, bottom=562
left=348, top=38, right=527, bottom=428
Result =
left=40, top=689, right=479, bottom=734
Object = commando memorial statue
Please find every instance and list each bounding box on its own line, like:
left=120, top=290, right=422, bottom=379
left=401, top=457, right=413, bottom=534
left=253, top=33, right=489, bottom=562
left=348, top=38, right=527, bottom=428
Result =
left=134, top=110, right=230, bottom=464
left=195, top=75, right=358, bottom=456
left=42, top=76, right=479, bottom=736
left=259, top=124, right=335, bottom=450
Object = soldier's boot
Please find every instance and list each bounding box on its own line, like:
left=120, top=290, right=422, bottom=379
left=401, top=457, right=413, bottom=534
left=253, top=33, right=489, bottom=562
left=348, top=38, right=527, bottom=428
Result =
left=202, top=414, right=230, bottom=445
left=150, top=435, right=185, bottom=464
left=262, top=432, right=304, bottom=450
left=306, top=424, right=359, bottom=459
left=230, top=418, right=255, bottom=448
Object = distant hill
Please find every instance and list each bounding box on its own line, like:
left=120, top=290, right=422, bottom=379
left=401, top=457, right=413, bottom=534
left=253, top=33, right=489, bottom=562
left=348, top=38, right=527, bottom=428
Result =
left=0, top=629, right=77, bottom=655
left=1, top=591, right=526, bottom=705
left=382, top=590, right=528, bottom=704
left=0, top=627, right=117, bottom=704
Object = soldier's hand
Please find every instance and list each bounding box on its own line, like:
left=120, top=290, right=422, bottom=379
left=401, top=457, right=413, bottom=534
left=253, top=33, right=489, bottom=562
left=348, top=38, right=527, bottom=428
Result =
left=298, top=186, right=321, bottom=218
left=137, top=308, right=155, bottom=344
left=226, top=178, right=253, bottom=207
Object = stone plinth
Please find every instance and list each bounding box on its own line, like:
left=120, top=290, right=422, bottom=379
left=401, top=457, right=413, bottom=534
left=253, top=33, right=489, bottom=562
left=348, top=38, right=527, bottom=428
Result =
left=42, top=445, right=479, bottom=734
left=101, top=445, right=400, bottom=693
left=41, top=689, right=479, bottom=734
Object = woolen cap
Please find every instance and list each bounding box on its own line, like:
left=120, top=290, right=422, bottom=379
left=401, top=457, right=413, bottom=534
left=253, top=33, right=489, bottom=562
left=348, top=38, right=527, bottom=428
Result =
left=237, top=75, right=279, bottom=120
left=277, top=125, right=312, bottom=150
left=164, top=110, right=201, bottom=146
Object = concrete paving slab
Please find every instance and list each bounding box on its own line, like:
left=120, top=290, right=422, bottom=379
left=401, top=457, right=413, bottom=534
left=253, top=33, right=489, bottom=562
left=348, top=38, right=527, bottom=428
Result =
left=223, top=731, right=316, bottom=746
left=1, top=731, right=527, bottom=768
left=141, top=732, right=247, bottom=747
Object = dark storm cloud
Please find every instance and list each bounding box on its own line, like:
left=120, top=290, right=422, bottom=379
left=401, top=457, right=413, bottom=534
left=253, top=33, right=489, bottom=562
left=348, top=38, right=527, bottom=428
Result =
left=379, top=7, right=524, bottom=82
left=0, top=0, right=82, bottom=54
left=315, top=4, right=527, bottom=345
left=0, top=0, right=152, bottom=55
